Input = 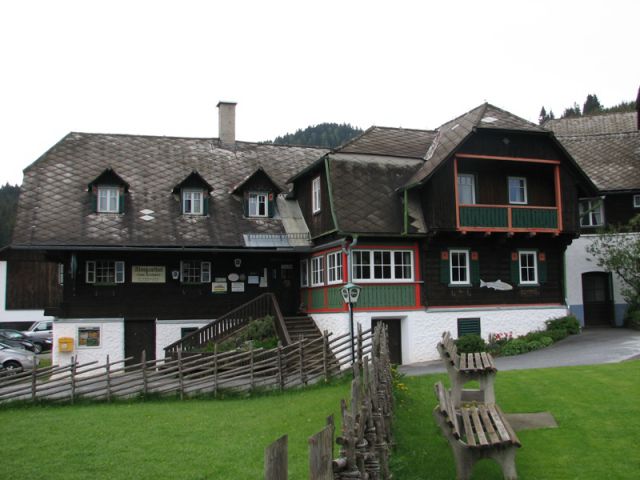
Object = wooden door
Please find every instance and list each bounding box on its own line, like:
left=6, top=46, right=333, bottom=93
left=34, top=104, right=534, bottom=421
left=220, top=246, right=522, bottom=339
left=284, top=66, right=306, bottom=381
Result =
left=582, top=272, right=613, bottom=327
left=124, top=319, right=156, bottom=366
left=372, top=319, right=402, bottom=365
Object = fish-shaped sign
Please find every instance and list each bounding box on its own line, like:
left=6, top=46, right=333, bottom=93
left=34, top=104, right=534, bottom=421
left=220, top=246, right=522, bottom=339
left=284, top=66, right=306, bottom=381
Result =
left=480, top=279, right=513, bottom=291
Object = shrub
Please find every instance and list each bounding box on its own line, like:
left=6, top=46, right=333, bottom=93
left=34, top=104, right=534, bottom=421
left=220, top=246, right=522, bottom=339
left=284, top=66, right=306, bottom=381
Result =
left=546, top=315, right=580, bottom=335
left=626, top=309, right=640, bottom=330
left=455, top=334, right=487, bottom=353
left=546, top=328, right=569, bottom=342
left=500, top=339, right=530, bottom=356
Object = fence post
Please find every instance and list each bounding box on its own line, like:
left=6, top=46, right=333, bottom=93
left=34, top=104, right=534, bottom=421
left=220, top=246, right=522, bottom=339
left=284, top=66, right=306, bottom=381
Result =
left=298, top=335, right=306, bottom=386
left=264, top=435, right=288, bottom=480
left=31, top=353, right=37, bottom=403
left=70, top=355, right=77, bottom=405
left=357, top=323, right=364, bottom=369
left=277, top=344, right=284, bottom=392
left=141, top=350, right=148, bottom=399
left=309, top=422, right=335, bottom=480
left=177, top=349, right=184, bottom=401
left=213, top=343, right=218, bottom=398
left=106, top=354, right=111, bottom=403
left=322, top=330, right=329, bottom=383
left=250, top=343, right=255, bottom=391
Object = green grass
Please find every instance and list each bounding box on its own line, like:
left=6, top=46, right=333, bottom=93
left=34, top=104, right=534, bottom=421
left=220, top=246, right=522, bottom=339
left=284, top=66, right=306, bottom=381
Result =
left=0, top=380, right=349, bottom=480
left=391, top=361, right=640, bottom=479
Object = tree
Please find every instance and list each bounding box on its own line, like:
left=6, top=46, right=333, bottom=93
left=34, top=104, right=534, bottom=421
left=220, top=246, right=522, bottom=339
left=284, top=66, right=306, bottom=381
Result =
left=586, top=214, right=640, bottom=308
left=538, top=106, right=556, bottom=125
left=270, top=123, right=363, bottom=149
left=582, top=94, right=602, bottom=115
left=561, top=102, right=582, bottom=119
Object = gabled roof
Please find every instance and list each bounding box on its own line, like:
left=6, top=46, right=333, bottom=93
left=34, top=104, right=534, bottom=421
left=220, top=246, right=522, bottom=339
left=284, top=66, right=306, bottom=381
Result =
left=12, top=133, right=327, bottom=249
left=337, top=126, right=436, bottom=158
left=171, top=170, right=213, bottom=194
left=545, top=112, right=640, bottom=192
left=403, top=103, right=545, bottom=189
left=326, top=153, right=424, bottom=235
left=88, top=168, right=130, bottom=191
left=229, top=167, right=284, bottom=195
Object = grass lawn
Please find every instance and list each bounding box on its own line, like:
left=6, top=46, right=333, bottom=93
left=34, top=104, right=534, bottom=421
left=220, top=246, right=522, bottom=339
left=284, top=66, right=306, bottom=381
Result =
left=391, top=360, right=640, bottom=479
left=1, top=381, right=349, bottom=480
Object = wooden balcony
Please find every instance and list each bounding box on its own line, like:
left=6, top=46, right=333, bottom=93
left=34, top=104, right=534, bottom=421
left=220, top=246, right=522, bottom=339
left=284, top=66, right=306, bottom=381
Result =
left=458, top=204, right=560, bottom=233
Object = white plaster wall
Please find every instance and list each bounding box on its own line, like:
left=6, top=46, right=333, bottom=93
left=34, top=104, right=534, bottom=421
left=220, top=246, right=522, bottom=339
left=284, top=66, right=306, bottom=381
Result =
left=312, top=306, right=568, bottom=365
left=0, top=261, right=53, bottom=325
left=52, top=319, right=124, bottom=367
left=155, top=319, right=210, bottom=360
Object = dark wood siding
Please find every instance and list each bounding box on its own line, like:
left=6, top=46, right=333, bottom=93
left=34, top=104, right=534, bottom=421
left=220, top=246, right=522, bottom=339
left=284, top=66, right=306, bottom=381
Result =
left=605, top=193, right=639, bottom=228
left=422, top=236, right=567, bottom=307
left=421, top=160, right=456, bottom=230
left=57, top=251, right=301, bottom=319
left=296, top=164, right=335, bottom=238
left=560, top=166, right=580, bottom=234
left=459, top=131, right=564, bottom=160
left=6, top=254, right=62, bottom=310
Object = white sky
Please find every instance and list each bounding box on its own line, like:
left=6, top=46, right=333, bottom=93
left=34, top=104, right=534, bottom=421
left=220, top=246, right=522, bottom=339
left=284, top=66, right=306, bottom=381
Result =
left=1, top=0, right=638, bottom=185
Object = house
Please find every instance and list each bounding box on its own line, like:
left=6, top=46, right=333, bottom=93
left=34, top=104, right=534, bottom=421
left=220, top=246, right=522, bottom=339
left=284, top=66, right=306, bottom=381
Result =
left=10, top=101, right=597, bottom=366
left=289, top=103, right=595, bottom=363
left=10, top=102, right=328, bottom=366
left=545, top=108, right=640, bottom=326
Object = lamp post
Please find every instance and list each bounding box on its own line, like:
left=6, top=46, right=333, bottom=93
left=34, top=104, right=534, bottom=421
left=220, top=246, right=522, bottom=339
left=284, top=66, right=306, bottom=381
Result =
left=340, top=282, right=361, bottom=365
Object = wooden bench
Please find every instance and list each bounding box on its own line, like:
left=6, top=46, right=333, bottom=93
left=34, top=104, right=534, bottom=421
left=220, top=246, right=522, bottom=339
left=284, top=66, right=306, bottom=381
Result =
left=433, top=381, right=521, bottom=480
left=437, top=331, right=497, bottom=407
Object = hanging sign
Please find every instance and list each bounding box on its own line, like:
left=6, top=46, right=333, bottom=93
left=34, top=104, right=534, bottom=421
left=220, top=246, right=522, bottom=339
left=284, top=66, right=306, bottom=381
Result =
left=132, top=266, right=166, bottom=283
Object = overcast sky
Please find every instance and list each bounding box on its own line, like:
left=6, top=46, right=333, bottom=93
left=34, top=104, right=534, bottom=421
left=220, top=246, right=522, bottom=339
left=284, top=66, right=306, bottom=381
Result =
left=1, top=0, right=638, bottom=185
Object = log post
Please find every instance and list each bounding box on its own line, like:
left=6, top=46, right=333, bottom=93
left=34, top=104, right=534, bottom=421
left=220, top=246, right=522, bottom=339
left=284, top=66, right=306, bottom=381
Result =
left=213, top=343, right=218, bottom=398
left=141, top=350, right=148, bottom=399
left=70, top=355, right=77, bottom=405
left=250, top=343, right=255, bottom=391
left=264, top=435, right=288, bottom=480
left=322, top=330, right=329, bottom=383
left=177, top=349, right=184, bottom=400
left=298, top=335, right=306, bottom=386
left=106, top=354, right=111, bottom=402
left=31, top=353, right=37, bottom=403
left=277, top=344, right=284, bottom=392
left=357, top=323, right=364, bottom=370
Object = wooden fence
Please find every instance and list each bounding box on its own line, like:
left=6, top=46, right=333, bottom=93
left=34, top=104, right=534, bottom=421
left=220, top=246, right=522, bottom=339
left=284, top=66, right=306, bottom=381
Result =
left=264, top=324, right=395, bottom=479
left=0, top=329, right=372, bottom=405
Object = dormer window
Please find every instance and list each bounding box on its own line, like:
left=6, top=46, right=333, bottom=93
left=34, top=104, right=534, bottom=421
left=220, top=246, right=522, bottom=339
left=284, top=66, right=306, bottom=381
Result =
left=182, top=189, right=204, bottom=215
left=173, top=171, right=213, bottom=217
left=88, top=168, right=129, bottom=214
left=98, top=186, right=120, bottom=213
left=312, top=176, right=321, bottom=213
left=248, top=192, right=269, bottom=217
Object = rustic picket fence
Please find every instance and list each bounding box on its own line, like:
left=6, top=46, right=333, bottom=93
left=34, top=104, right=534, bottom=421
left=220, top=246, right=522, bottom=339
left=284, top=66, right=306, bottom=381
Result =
left=0, top=329, right=372, bottom=405
left=264, top=324, right=395, bottom=479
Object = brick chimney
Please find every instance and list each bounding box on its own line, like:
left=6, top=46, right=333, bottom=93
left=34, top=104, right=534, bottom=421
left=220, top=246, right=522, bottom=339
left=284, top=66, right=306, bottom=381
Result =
left=217, top=101, right=237, bottom=145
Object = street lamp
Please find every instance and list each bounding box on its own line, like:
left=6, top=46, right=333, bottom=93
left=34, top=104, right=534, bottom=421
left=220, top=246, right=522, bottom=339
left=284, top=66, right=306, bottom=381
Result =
left=341, top=282, right=361, bottom=365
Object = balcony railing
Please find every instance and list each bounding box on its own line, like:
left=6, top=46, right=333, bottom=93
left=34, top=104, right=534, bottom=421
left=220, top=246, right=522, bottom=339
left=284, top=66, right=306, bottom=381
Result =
left=459, top=204, right=559, bottom=232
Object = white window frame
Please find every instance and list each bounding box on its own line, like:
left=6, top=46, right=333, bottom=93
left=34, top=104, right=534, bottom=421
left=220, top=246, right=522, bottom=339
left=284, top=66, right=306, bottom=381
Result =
left=300, top=259, right=309, bottom=287
left=311, top=256, right=324, bottom=286
left=85, top=260, right=125, bottom=285
left=248, top=192, right=269, bottom=217
left=508, top=176, right=528, bottom=205
left=97, top=186, right=119, bottom=213
left=352, top=249, right=414, bottom=283
left=579, top=198, right=604, bottom=227
left=312, top=176, right=321, bottom=214
left=180, top=261, right=211, bottom=284
left=633, top=194, right=640, bottom=209
left=449, top=249, right=470, bottom=286
left=182, top=189, right=204, bottom=215
left=457, top=173, right=476, bottom=205
left=518, top=250, right=538, bottom=285
left=327, top=251, right=343, bottom=285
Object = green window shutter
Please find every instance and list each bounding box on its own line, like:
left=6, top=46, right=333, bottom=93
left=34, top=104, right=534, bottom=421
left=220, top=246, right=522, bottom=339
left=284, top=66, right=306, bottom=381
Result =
left=440, top=251, right=450, bottom=284
left=538, top=252, right=547, bottom=284
left=510, top=252, right=519, bottom=284
left=90, top=192, right=97, bottom=213
left=268, top=193, right=275, bottom=218
left=203, top=196, right=209, bottom=216
left=470, top=252, right=480, bottom=285
left=118, top=192, right=125, bottom=214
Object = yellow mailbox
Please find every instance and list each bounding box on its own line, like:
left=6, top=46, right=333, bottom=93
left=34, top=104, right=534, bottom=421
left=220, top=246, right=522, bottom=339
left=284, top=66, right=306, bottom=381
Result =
left=58, top=337, right=74, bottom=352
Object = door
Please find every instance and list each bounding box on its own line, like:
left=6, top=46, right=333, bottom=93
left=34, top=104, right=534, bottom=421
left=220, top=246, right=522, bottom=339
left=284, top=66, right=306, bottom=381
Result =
left=582, top=272, right=613, bottom=327
left=124, top=319, right=156, bottom=366
left=372, top=319, right=402, bottom=365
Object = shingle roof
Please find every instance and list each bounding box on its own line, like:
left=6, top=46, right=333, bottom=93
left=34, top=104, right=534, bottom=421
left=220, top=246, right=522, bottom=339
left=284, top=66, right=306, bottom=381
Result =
left=545, top=112, right=640, bottom=191
left=403, top=103, right=545, bottom=188
left=544, top=112, right=638, bottom=136
left=12, top=133, right=327, bottom=248
left=326, top=153, right=424, bottom=235
left=337, top=126, right=436, bottom=158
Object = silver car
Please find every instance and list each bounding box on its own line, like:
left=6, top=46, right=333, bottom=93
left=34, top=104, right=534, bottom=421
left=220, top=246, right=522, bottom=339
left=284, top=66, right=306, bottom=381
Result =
left=0, top=343, right=40, bottom=373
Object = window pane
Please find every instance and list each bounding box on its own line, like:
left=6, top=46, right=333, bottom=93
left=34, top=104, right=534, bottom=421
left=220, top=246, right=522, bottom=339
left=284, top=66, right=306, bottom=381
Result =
left=519, top=252, right=537, bottom=283
left=394, top=251, right=412, bottom=279
left=353, top=251, right=370, bottom=280
left=451, top=251, right=468, bottom=283
left=508, top=177, right=526, bottom=203
left=458, top=175, right=475, bottom=204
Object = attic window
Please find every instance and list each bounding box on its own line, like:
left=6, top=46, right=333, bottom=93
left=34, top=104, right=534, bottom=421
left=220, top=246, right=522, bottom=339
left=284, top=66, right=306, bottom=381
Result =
left=183, top=189, right=204, bottom=215
left=98, top=186, right=120, bottom=213
left=248, top=192, right=269, bottom=217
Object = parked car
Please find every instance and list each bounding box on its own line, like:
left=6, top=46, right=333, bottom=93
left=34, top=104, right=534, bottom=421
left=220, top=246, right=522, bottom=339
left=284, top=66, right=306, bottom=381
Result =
left=0, top=329, right=41, bottom=353
left=0, top=343, right=39, bottom=373
left=21, top=321, right=53, bottom=351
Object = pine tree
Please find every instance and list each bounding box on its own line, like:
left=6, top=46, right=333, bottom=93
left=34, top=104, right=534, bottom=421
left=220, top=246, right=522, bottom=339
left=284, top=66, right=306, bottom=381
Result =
left=561, top=102, right=582, bottom=119
left=583, top=94, right=603, bottom=115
